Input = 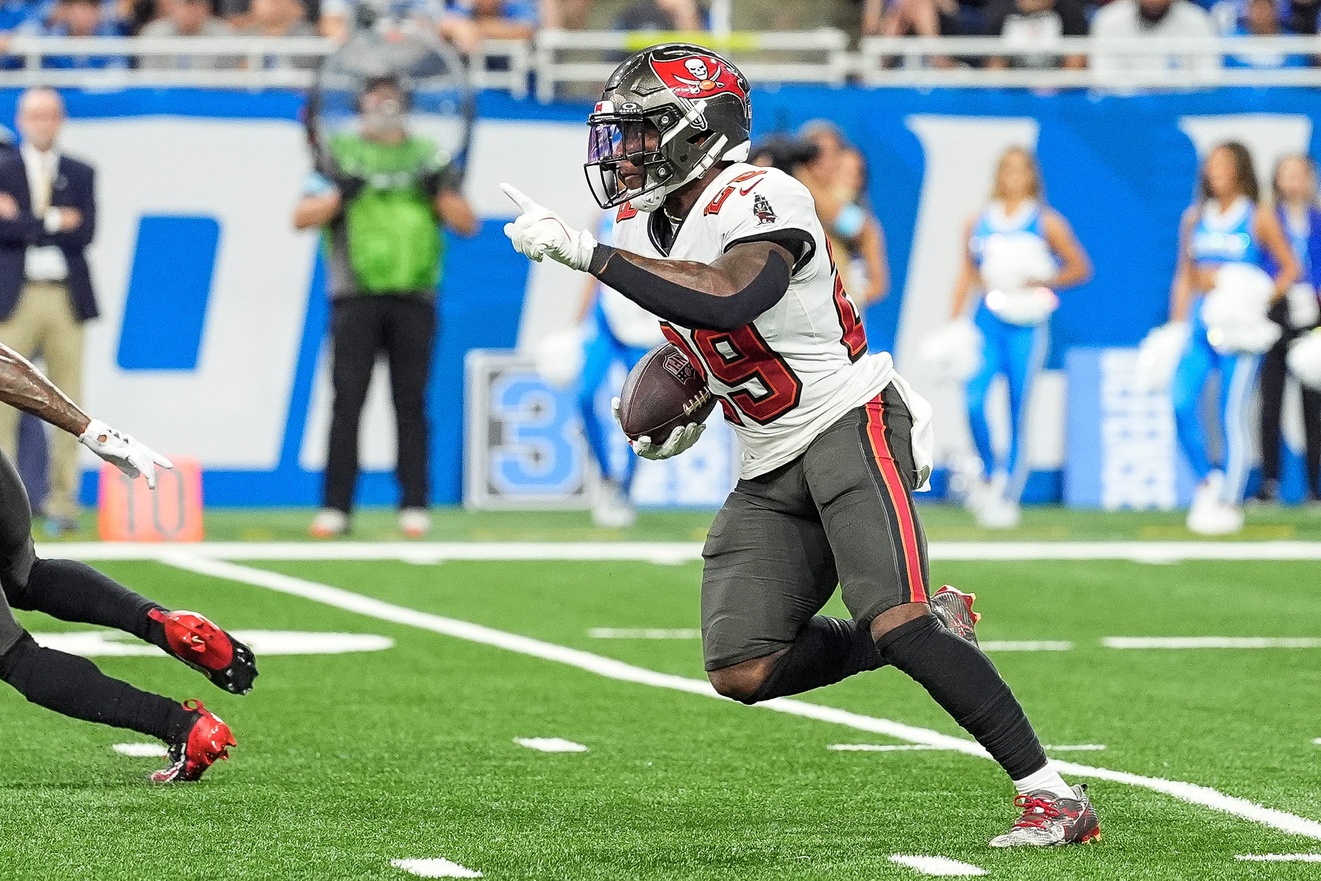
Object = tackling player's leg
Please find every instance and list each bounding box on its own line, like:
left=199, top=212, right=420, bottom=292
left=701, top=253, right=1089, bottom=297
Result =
left=0, top=450, right=247, bottom=780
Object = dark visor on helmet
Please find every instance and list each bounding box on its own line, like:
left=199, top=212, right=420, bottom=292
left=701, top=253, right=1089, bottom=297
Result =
left=584, top=114, right=672, bottom=209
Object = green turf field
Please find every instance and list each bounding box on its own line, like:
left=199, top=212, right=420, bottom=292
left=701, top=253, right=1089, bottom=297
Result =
left=2, top=508, right=1321, bottom=879
left=34, top=500, right=1321, bottom=544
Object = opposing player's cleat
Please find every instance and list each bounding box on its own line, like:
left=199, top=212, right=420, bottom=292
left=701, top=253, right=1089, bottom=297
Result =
left=150, top=700, right=235, bottom=783
left=592, top=480, right=637, bottom=528
left=149, top=608, right=258, bottom=695
left=930, top=585, right=981, bottom=647
left=310, top=508, right=349, bottom=538
left=399, top=507, right=431, bottom=538
left=989, top=784, right=1101, bottom=847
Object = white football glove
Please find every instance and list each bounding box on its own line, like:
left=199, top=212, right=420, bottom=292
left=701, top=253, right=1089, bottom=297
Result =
left=501, top=183, right=597, bottom=272
left=79, top=418, right=173, bottom=489
left=611, top=397, right=706, bottom=460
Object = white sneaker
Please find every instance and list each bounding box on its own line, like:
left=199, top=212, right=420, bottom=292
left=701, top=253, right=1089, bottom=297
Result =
left=1189, top=471, right=1224, bottom=518
left=399, top=508, right=430, bottom=538
left=310, top=508, right=348, bottom=538
left=1187, top=500, right=1244, bottom=535
left=592, top=481, right=636, bottom=528
left=977, top=496, right=1021, bottom=529
left=964, top=477, right=992, bottom=515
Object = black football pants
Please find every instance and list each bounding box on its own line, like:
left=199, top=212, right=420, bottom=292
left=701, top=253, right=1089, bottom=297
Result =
left=1259, top=300, right=1321, bottom=496
left=323, top=295, right=437, bottom=515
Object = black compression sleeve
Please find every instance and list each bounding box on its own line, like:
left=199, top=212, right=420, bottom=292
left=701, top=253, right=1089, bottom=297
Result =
left=588, top=245, right=790, bottom=331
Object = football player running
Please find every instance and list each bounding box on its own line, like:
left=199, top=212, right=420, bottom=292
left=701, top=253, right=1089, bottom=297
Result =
left=0, top=343, right=256, bottom=782
left=502, top=43, right=1099, bottom=847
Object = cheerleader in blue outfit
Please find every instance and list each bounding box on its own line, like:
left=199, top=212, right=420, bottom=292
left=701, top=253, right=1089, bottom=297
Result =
left=1256, top=154, right=1321, bottom=505
left=949, top=147, right=1092, bottom=528
left=1169, top=142, right=1299, bottom=534
left=574, top=212, right=665, bottom=527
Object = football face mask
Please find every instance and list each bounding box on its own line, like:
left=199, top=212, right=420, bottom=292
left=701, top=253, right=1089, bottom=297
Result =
left=585, top=108, right=673, bottom=211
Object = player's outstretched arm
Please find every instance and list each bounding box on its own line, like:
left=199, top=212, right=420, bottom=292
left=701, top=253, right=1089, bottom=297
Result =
left=0, top=343, right=172, bottom=487
left=502, top=180, right=794, bottom=330
left=588, top=240, right=794, bottom=331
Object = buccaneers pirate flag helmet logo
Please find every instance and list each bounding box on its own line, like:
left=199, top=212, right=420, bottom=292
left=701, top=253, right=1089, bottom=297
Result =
left=584, top=43, right=753, bottom=212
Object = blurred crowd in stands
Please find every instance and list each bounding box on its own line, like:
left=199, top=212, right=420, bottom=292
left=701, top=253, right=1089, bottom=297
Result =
left=0, top=0, right=1312, bottom=71
left=863, top=0, right=1320, bottom=70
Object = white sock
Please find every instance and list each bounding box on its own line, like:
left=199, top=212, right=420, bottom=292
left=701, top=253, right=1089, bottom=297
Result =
left=1013, top=762, right=1074, bottom=800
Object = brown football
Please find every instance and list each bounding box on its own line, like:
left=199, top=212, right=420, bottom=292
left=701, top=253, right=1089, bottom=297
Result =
left=617, top=343, right=717, bottom=443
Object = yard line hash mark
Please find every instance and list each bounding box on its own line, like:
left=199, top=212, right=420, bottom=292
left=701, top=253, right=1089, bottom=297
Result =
left=1105, top=637, right=1321, bottom=650
left=588, top=628, right=701, bottom=639
left=1235, top=854, right=1321, bottom=862
left=830, top=744, right=950, bottom=753
left=980, top=640, right=1073, bottom=652
left=390, top=857, right=483, bottom=877
left=159, top=553, right=1321, bottom=844
left=889, top=854, right=987, bottom=876
left=112, top=743, right=168, bottom=758
left=515, top=737, right=588, bottom=753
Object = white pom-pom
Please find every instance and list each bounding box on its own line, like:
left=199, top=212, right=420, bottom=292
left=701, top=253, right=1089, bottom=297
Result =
left=533, top=327, right=585, bottom=389
left=984, top=286, right=1059, bottom=326
left=981, top=232, right=1055, bottom=294
left=1201, top=264, right=1280, bottom=354
left=919, top=318, right=984, bottom=383
left=1288, top=328, right=1321, bottom=390
left=1136, top=321, right=1190, bottom=392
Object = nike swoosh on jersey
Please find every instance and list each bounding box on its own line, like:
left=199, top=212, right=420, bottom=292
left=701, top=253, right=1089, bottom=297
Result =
left=738, top=176, right=767, bottom=196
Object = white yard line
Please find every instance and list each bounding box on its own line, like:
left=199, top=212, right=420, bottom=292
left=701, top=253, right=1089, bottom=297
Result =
left=1105, top=637, right=1321, bottom=650
left=1043, top=744, right=1107, bottom=752
left=515, top=737, right=588, bottom=753
left=159, top=552, right=1321, bottom=844
left=39, top=540, right=1321, bottom=563
left=1235, top=854, right=1321, bottom=862
left=389, top=857, right=483, bottom=878
left=588, top=628, right=702, bottom=639
left=980, top=640, right=1074, bottom=652
left=112, top=743, right=168, bottom=758
left=829, top=744, right=952, bottom=752
left=889, top=854, right=987, bottom=876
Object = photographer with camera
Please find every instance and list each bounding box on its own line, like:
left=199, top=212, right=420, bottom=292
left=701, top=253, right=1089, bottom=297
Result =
left=294, top=75, right=478, bottom=538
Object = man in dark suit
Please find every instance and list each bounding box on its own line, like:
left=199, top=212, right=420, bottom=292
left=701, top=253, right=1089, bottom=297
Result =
left=0, top=87, right=97, bottom=535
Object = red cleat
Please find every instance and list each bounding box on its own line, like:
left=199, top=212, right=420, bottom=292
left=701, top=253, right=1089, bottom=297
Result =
left=150, top=700, right=236, bottom=783
left=149, top=608, right=258, bottom=695
left=990, top=784, right=1102, bottom=847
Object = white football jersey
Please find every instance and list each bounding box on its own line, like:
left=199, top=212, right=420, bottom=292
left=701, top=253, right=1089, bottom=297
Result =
left=611, top=162, right=896, bottom=478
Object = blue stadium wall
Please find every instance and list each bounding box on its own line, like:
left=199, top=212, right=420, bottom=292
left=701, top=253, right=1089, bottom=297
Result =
left=2, top=86, right=1318, bottom=507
